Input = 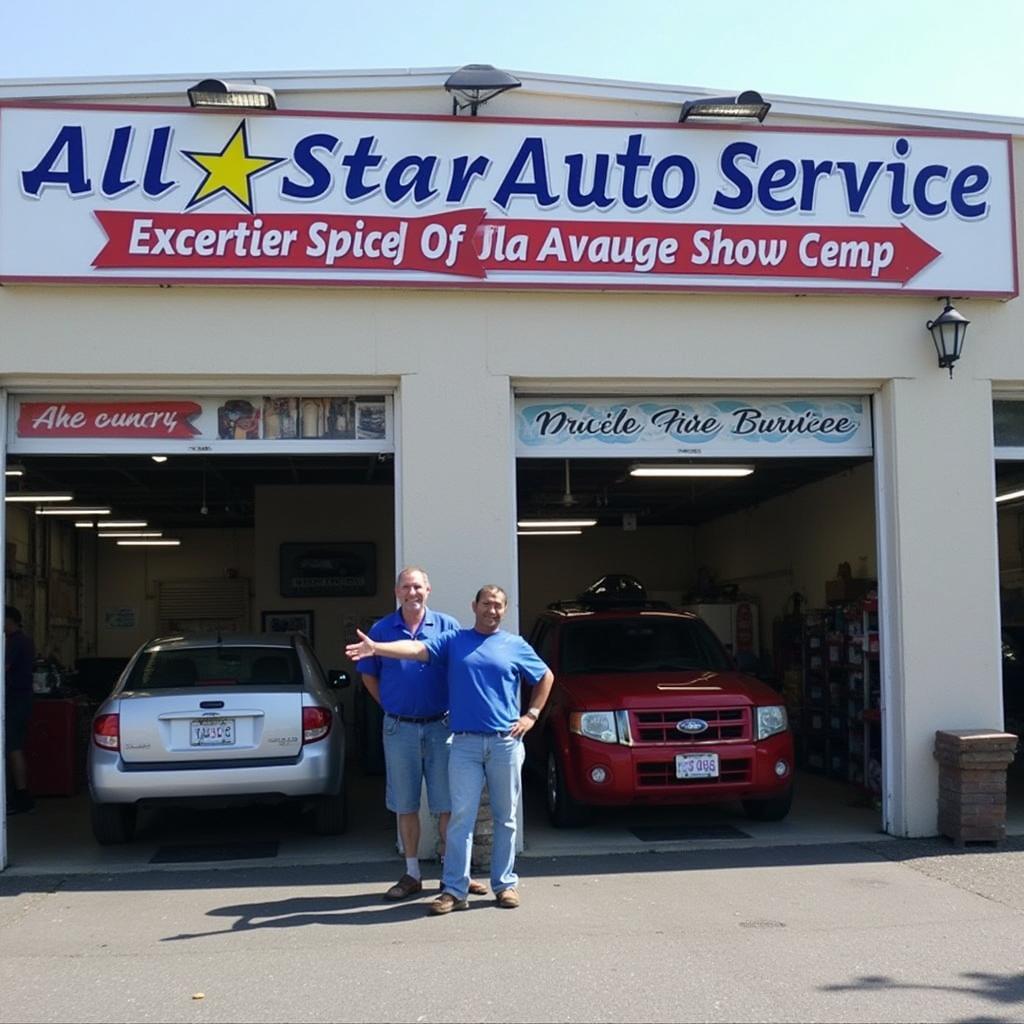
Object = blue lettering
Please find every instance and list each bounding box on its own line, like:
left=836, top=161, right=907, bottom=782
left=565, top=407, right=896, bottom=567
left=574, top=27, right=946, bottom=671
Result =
left=757, top=158, right=798, bottom=213
left=651, top=155, right=696, bottom=210
left=446, top=154, right=491, bottom=202
left=492, top=138, right=558, bottom=210
left=713, top=141, right=757, bottom=211
left=281, top=133, right=339, bottom=199
left=101, top=126, right=136, bottom=197
left=798, top=160, right=833, bottom=212
left=21, top=125, right=91, bottom=196
left=951, top=165, right=990, bottom=219
left=383, top=154, right=439, bottom=203
left=341, top=136, right=382, bottom=201
left=564, top=153, right=614, bottom=209
left=836, top=160, right=882, bottom=213
left=912, top=164, right=948, bottom=217
left=142, top=126, right=175, bottom=198
left=616, top=134, right=652, bottom=210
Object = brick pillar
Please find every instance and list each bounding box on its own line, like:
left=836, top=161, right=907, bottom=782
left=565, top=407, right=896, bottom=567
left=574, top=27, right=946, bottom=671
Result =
left=934, top=730, right=1017, bottom=844
left=471, top=783, right=492, bottom=871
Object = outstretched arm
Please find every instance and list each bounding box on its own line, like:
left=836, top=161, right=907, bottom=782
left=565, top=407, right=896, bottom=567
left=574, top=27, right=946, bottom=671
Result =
left=345, top=629, right=429, bottom=663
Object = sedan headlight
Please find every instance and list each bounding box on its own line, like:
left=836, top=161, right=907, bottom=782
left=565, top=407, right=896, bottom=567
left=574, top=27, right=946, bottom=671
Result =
left=569, top=710, right=618, bottom=744
left=756, top=705, right=788, bottom=740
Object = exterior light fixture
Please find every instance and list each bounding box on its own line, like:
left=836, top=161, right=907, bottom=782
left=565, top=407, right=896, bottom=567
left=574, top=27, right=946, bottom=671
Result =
left=679, top=90, right=770, bottom=123
left=444, top=64, right=521, bottom=116
left=927, top=297, right=970, bottom=378
left=187, top=78, right=277, bottom=110
left=629, top=464, right=755, bottom=478
left=516, top=529, right=583, bottom=537
left=517, top=519, right=598, bottom=528
left=4, top=492, right=73, bottom=502
left=36, top=506, right=111, bottom=515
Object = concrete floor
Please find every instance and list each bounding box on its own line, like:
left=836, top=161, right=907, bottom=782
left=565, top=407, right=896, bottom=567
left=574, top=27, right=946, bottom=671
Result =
left=6, top=762, right=1024, bottom=878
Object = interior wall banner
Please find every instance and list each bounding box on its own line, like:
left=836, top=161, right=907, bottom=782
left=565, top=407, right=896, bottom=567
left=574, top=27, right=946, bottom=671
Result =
left=515, top=396, right=873, bottom=457
left=0, top=104, right=1014, bottom=295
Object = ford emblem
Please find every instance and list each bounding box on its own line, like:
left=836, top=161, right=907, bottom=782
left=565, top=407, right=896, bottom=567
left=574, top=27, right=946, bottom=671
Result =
left=676, top=718, right=708, bottom=735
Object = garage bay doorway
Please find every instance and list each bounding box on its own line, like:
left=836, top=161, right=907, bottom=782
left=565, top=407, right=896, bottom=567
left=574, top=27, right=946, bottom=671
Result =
left=2, top=391, right=399, bottom=869
left=514, top=394, right=885, bottom=844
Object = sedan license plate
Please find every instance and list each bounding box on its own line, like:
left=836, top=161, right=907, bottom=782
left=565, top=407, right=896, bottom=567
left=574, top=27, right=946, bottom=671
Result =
left=190, top=719, right=236, bottom=746
left=676, top=753, right=719, bottom=779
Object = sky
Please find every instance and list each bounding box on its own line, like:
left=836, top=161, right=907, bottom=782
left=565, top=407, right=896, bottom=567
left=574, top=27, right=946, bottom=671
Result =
left=1, top=0, right=1023, bottom=119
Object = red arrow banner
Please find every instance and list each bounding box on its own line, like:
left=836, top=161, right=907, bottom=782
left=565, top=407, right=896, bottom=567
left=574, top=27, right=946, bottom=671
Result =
left=18, top=401, right=202, bottom=438
left=91, top=210, right=941, bottom=285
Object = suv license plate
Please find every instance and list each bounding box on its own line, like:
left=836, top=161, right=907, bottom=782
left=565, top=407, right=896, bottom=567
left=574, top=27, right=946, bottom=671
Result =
left=190, top=719, right=236, bottom=746
left=676, top=753, right=719, bottom=779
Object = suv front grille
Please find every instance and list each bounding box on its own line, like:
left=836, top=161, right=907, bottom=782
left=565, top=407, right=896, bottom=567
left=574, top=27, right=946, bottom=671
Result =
left=633, top=707, right=749, bottom=744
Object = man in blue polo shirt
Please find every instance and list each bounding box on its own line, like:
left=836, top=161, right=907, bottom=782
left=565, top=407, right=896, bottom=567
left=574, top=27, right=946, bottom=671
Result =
left=347, top=583, right=554, bottom=915
left=357, top=567, right=486, bottom=901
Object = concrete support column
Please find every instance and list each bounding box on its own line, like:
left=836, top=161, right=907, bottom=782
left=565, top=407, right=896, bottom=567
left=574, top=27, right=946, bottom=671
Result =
left=874, top=376, right=1002, bottom=836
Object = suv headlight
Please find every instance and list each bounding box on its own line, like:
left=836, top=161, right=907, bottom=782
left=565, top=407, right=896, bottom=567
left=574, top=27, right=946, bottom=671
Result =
left=569, top=710, right=618, bottom=744
left=756, top=705, right=788, bottom=740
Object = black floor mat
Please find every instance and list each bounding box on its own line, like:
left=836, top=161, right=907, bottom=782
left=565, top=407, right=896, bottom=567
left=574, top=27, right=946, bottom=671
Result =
left=150, top=841, right=279, bottom=864
left=628, top=824, right=751, bottom=841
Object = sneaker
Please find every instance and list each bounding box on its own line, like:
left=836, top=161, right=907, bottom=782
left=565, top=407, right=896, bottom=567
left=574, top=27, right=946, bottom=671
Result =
left=495, top=888, right=520, bottom=909
left=428, top=892, right=469, bottom=915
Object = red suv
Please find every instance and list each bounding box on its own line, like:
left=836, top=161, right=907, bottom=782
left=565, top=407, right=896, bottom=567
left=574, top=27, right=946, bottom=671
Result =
left=525, top=578, right=794, bottom=826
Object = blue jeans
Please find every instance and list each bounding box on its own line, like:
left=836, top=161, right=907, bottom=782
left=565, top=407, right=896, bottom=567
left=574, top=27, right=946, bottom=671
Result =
left=381, top=715, right=452, bottom=815
left=441, top=732, right=525, bottom=899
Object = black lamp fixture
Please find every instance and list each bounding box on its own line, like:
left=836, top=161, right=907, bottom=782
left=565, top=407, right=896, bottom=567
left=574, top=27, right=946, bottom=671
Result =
left=679, top=90, right=771, bottom=123
left=444, top=64, right=521, bottom=116
left=187, top=78, right=277, bottom=111
left=926, top=297, right=970, bottom=378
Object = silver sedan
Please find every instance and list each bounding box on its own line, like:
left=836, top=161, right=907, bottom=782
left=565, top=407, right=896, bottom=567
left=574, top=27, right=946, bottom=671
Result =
left=87, top=633, right=348, bottom=844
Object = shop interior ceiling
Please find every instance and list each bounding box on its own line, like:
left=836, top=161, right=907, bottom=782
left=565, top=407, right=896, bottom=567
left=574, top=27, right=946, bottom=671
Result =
left=6, top=454, right=880, bottom=530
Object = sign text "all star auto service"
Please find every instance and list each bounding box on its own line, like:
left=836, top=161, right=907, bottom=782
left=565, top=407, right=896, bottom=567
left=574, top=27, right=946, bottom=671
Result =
left=0, top=104, right=1014, bottom=294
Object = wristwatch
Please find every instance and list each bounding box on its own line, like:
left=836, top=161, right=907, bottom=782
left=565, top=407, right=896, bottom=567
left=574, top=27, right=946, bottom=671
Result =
left=525, top=707, right=541, bottom=721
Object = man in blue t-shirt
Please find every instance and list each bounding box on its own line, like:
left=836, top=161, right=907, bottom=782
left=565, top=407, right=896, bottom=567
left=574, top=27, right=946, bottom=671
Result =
left=356, top=567, right=486, bottom=901
left=347, top=584, right=553, bottom=915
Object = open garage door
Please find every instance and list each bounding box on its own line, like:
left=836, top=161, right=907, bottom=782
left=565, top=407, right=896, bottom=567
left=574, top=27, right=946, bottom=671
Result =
left=514, top=394, right=885, bottom=844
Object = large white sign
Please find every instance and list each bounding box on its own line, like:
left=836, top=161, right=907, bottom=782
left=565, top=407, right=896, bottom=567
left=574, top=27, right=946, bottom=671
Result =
left=0, top=104, right=1015, bottom=295
left=515, top=396, right=873, bottom=457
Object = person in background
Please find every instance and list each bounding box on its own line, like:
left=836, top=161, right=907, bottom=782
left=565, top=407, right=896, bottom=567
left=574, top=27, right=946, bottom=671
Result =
left=347, top=584, right=554, bottom=915
left=5, top=605, right=36, bottom=816
left=357, top=567, right=486, bottom=901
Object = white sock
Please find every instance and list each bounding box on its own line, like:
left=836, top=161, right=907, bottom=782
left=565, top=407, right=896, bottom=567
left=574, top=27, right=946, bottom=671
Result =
left=405, top=857, right=420, bottom=880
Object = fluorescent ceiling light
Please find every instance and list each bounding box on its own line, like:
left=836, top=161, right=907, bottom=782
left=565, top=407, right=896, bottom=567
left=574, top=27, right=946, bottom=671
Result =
left=996, top=489, right=1024, bottom=504
left=517, top=519, right=597, bottom=528
left=5, top=467, right=24, bottom=477
left=5, top=492, right=74, bottom=502
left=99, top=532, right=163, bottom=539
left=98, top=521, right=148, bottom=529
left=36, top=507, right=111, bottom=515
left=74, top=521, right=94, bottom=528
left=516, top=529, right=583, bottom=536
left=116, top=539, right=181, bottom=546
left=151, top=456, right=168, bottom=463
left=629, top=464, right=755, bottom=478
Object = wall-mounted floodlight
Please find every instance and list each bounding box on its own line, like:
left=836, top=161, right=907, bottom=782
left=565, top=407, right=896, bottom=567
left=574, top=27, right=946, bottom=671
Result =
left=679, top=90, right=770, bottom=123
left=444, top=64, right=521, bottom=116
left=188, top=78, right=277, bottom=110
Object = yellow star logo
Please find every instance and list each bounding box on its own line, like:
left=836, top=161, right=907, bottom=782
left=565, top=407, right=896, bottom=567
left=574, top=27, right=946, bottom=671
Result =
left=182, top=121, right=283, bottom=213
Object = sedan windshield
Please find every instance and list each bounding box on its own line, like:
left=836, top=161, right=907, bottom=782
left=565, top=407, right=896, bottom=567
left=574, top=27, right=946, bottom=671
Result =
left=560, top=618, right=729, bottom=674
left=125, top=646, right=303, bottom=690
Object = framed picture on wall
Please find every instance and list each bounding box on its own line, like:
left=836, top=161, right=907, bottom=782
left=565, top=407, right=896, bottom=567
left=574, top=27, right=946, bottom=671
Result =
left=279, top=542, right=376, bottom=597
left=261, top=609, right=315, bottom=644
